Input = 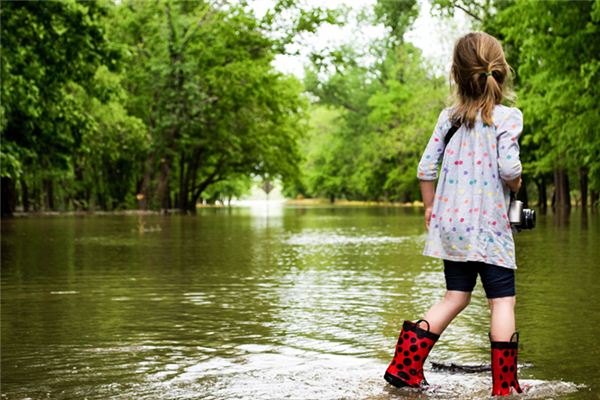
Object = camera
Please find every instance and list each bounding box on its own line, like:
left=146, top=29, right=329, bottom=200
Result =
left=508, top=200, right=536, bottom=231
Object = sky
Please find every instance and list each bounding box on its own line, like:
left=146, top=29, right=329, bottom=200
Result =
left=248, top=0, right=472, bottom=78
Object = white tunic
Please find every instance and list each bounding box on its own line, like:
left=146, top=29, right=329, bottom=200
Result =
left=416, top=105, right=523, bottom=269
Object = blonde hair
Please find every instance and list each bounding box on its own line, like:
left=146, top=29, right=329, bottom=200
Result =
left=449, top=32, right=515, bottom=129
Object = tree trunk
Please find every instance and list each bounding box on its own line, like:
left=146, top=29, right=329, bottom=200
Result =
left=21, top=177, right=30, bottom=212
left=329, top=194, right=335, bottom=204
left=73, top=163, right=86, bottom=210
left=43, top=178, right=54, bottom=210
left=183, top=149, right=204, bottom=214
left=1, top=177, right=16, bottom=217
left=96, top=191, right=106, bottom=211
left=179, top=148, right=201, bottom=214
left=189, top=175, right=222, bottom=213
left=187, top=194, right=198, bottom=214
left=535, top=176, right=547, bottom=214
left=156, top=156, right=173, bottom=212
left=590, top=190, right=598, bottom=211
left=139, top=152, right=156, bottom=210
left=553, top=168, right=570, bottom=210
left=178, top=150, right=188, bottom=211
left=580, top=167, right=588, bottom=209
left=32, top=179, right=41, bottom=211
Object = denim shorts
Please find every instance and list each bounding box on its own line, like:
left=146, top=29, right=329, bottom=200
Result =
left=443, top=259, right=516, bottom=299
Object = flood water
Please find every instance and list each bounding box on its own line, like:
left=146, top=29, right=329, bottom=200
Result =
left=1, top=205, right=599, bottom=399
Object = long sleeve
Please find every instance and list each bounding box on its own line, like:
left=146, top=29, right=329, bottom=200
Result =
left=496, top=107, right=523, bottom=181
left=417, top=108, right=450, bottom=181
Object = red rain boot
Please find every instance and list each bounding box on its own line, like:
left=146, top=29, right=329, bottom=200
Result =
left=384, top=319, right=440, bottom=388
left=491, top=332, right=523, bottom=396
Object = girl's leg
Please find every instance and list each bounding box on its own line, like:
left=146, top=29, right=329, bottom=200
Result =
left=422, top=290, right=471, bottom=335
left=488, top=295, right=522, bottom=395
left=384, top=261, right=473, bottom=388
left=488, top=296, right=516, bottom=341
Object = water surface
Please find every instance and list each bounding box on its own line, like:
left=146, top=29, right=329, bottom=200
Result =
left=1, top=205, right=598, bottom=399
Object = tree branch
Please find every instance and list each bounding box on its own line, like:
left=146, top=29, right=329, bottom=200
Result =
left=454, top=2, right=483, bottom=22
left=180, top=3, right=216, bottom=50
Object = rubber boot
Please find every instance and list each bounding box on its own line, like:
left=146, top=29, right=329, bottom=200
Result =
left=491, top=332, right=523, bottom=396
left=383, top=320, right=440, bottom=388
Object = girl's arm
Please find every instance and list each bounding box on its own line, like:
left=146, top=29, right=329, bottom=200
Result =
left=419, top=180, right=436, bottom=230
left=416, top=109, right=448, bottom=230
left=497, top=108, right=523, bottom=191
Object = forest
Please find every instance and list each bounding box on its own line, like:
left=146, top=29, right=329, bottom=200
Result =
left=1, top=0, right=599, bottom=216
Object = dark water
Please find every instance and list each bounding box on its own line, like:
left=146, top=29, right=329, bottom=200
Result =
left=1, top=205, right=599, bottom=399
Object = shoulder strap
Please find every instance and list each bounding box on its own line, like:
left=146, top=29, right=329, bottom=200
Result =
left=444, top=123, right=461, bottom=148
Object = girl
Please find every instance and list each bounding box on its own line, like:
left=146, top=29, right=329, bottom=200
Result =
left=383, top=32, right=524, bottom=396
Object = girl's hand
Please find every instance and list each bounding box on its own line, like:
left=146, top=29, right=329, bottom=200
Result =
left=504, top=176, right=522, bottom=193
left=425, top=207, right=433, bottom=230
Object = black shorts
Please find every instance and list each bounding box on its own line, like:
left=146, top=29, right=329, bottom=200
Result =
left=443, top=259, right=516, bottom=299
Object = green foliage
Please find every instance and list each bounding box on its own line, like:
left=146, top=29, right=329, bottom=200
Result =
left=3, top=0, right=598, bottom=213
left=1, top=0, right=321, bottom=214
left=299, top=105, right=345, bottom=199
left=302, top=43, right=447, bottom=202
left=112, top=0, right=308, bottom=211
left=366, top=46, right=447, bottom=200
left=495, top=0, right=600, bottom=192
left=430, top=0, right=494, bottom=23
left=203, top=174, right=253, bottom=205
left=374, top=0, right=419, bottom=42
left=1, top=0, right=116, bottom=179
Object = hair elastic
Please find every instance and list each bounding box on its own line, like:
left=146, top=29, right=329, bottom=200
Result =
left=485, top=71, right=493, bottom=77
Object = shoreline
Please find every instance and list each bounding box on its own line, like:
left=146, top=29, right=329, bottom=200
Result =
left=4, top=199, right=591, bottom=217
left=6, top=199, right=424, bottom=217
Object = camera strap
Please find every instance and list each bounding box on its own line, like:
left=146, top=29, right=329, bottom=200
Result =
left=439, top=122, right=461, bottom=167
left=444, top=123, right=461, bottom=148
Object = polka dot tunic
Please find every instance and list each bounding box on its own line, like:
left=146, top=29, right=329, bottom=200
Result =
left=417, top=105, right=523, bottom=269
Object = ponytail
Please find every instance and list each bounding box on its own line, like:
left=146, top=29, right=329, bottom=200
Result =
left=449, top=32, right=514, bottom=129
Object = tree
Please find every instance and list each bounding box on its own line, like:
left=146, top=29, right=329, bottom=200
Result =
left=113, top=0, right=310, bottom=213
left=497, top=0, right=600, bottom=209
left=1, top=0, right=118, bottom=215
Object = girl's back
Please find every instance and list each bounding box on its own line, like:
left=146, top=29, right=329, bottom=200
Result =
left=417, top=104, right=522, bottom=269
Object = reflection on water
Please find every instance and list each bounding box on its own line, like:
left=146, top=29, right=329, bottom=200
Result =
left=1, top=207, right=598, bottom=399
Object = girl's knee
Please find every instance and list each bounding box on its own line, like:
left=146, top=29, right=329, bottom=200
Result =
left=489, top=295, right=516, bottom=309
left=444, top=290, right=471, bottom=310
